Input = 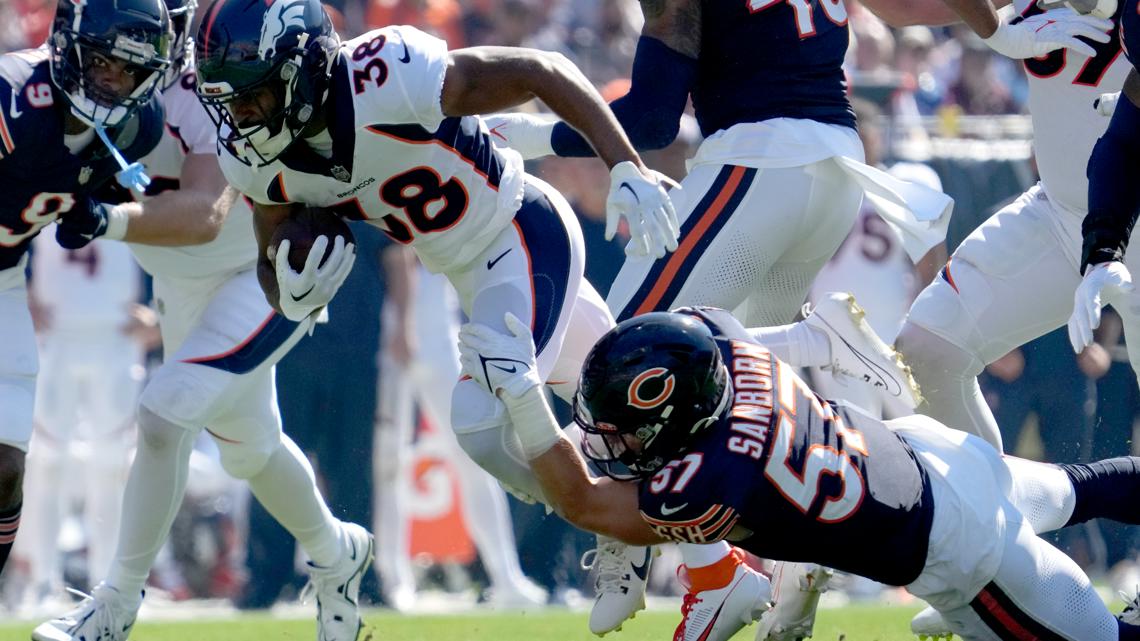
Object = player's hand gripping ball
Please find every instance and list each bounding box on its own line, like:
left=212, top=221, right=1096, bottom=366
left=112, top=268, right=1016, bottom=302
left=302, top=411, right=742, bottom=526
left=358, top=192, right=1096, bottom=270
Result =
left=269, top=207, right=355, bottom=271
left=268, top=207, right=357, bottom=322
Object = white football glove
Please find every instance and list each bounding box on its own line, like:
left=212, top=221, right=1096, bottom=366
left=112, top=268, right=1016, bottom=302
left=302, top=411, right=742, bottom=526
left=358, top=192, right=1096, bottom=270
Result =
left=606, top=160, right=681, bottom=259
left=273, top=235, right=356, bottom=322
left=984, top=8, right=1112, bottom=59
left=1068, top=261, right=1134, bottom=353
left=481, top=113, right=557, bottom=160
left=458, top=312, right=543, bottom=399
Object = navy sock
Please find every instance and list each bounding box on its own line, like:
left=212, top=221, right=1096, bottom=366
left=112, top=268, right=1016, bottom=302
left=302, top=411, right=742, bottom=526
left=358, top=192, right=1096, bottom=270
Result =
left=0, top=502, right=21, bottom=577
left=1061, top=457, right=1140, bottom=527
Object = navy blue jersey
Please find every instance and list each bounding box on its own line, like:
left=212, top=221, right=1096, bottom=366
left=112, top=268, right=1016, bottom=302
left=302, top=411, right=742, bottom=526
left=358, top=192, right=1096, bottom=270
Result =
left=692, top=0, right=854, bottom=137
left=637, top=307, right=934, bottom=586
left=0, top=48, right=164, bottom=270
left=1123, top=0, right=1140, bottom=68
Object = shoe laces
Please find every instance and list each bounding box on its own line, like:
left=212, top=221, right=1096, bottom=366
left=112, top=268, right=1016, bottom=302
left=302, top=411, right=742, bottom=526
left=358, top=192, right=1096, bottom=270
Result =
left=673, top=592, right=704, bottom=641
left=581, top=542, right=629, bottom=593
left=679, top=591, right=703, bottom=620
left=57, top=587, right=122, bottom=636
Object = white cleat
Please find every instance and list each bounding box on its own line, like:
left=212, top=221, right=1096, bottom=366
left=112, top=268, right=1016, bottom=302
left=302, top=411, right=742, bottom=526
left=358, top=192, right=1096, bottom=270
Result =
left=754, top=562, right=833, bottom=641
left=487, top=577, right=548, bottom=610
left=803, top=292, right=922, bottom=409
left=910, top=605, right=954, bottom=640
left=673, top=553, right=772, bottom=641
left=302, top=522, right=375, bottom=641
left=582, top=540, right=653, bottom=635
left=31, top=583, right=141, bottom=641
left=1118, top=590, right=1140, bottom=625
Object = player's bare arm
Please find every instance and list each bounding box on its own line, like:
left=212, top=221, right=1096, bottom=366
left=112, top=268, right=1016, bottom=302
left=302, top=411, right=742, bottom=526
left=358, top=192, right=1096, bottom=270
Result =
left=252, top=200, right=300, bottom=312
left=115, top=153, right=233, bottom=246
left=639, top=0, right=701, bottom=59
left=380, top=245, right=418, bottom=366
left=440, top=47, right=646, bottom=170
left=529, top=436, right=667, bottom=546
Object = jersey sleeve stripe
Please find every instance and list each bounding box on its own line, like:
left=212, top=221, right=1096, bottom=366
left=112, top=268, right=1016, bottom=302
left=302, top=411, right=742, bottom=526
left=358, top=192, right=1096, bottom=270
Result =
left=0, top=112, right=15, bottom=156
left=365, top=123, right=501, bottom=191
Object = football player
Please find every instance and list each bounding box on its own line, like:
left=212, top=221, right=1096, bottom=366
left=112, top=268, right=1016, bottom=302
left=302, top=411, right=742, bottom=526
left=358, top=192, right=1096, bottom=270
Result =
left=0, top=0, right=170, bottom=582
left=459, top=306, right=1140, bottom=641
left=480, top=0, right=1112, bottom=635
left=193, top=0, right=678, bottom=632
left=21, top=236, right=150, bottom=609
left=33, top=2, right=373, bottom=640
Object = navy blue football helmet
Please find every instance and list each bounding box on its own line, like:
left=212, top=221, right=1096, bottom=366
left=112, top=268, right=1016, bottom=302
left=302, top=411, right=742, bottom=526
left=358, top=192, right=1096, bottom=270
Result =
left=194, top=0, right=339, bottom=166
left=574, top=312, right=730, bottom=479
left=49, top=0, right=174, bottom=127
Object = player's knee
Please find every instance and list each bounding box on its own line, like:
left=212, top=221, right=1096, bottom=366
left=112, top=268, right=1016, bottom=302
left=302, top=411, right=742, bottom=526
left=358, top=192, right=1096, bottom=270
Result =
left=214, top=434, right=278, bottom=480
left=451, top=379, right=510, bottom=438
left=0, top=445, right=26, bottom=508
left=138, top=366, right=217, bottom=429
left=896, top=319, right=983, bottom=389
left=137, top=405, right=198, bottom=452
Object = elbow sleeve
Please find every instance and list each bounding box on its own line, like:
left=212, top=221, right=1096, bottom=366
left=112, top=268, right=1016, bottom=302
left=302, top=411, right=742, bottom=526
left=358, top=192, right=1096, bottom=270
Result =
left=551, top=36, right=697, bottom=157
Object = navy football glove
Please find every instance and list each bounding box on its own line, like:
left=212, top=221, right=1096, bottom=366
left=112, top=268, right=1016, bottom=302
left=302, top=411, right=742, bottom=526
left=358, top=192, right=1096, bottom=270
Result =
left=55, top=196, right=111, bottom=249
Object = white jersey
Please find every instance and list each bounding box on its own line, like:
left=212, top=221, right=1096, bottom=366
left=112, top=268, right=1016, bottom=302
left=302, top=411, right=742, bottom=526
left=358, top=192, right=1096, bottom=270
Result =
left=1015, top=0, right=1129, bottom=216
left=30, top=234, right=140, bottom=332
left=127, top=69, right=257, bottom=279
left=219, top=26, right=526, bottom=274
left=811, top=203, right=914, bottom=340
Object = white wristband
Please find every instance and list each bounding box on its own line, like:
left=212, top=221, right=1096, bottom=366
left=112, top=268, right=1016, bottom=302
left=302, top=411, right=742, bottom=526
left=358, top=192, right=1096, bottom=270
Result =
left=103, top=203, right=131, bottom=241
left=501, top=385, right=563, bottom=460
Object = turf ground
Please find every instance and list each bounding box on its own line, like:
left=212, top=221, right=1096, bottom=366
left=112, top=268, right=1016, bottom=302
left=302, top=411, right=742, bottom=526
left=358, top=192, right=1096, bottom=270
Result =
left=0, top=604, right=928, bottom=641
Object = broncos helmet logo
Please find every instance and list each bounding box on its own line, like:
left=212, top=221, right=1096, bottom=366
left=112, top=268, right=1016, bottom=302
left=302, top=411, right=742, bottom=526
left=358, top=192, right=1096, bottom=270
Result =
left=627, top=367, right=676, bottom=410
left=258, top=0, right=309, bottom=60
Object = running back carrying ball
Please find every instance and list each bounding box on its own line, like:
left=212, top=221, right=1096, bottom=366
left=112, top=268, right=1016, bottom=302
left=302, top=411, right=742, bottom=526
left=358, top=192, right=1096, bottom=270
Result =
left=269, top=207, right=355, bottom=271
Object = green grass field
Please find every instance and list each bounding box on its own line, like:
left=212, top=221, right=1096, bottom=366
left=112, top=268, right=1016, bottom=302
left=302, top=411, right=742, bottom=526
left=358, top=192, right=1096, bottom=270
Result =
left=0, top=604, right=929, bottom=641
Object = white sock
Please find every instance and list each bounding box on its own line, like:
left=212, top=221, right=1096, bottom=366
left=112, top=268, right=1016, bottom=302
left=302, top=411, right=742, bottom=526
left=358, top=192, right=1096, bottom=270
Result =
left=85, top=433, right=131, bottom=581
left=246, top=436, right=344, bottom=568
left=749, top=322, right=831, bottom=368
left=22, top=431, right=66, bottom=590
left=678, top=541, right=732, bottom=569
left=106, top=408, right=195, bottom=600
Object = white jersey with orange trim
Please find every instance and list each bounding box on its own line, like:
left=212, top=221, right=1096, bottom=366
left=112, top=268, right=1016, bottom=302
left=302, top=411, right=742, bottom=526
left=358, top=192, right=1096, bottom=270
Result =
left=1015, top=0, right=1129, bottom=216
left=218, top=26, right=526, bottom=274
left=127, top=68, right=257, bottom=280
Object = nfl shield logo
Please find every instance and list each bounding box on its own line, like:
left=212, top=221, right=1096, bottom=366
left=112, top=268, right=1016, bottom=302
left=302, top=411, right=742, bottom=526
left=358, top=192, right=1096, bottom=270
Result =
left=331, top=165, right=351, bottom=182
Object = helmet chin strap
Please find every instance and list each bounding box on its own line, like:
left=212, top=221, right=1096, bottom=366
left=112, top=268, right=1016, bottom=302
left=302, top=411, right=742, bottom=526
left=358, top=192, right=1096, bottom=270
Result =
left=94, top=124, right=151, bottom=191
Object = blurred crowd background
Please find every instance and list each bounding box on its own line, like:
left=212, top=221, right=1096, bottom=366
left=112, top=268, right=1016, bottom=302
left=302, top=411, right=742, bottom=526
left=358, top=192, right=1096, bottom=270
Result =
left=1, top=0, right=1136, bottom=620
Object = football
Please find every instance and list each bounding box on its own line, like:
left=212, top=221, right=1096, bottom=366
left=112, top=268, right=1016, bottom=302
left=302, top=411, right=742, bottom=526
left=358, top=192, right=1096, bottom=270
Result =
left=269, top=206, right=355, bottom=272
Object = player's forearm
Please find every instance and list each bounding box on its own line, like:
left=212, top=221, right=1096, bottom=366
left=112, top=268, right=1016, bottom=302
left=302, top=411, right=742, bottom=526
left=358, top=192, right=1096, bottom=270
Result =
left=936, top=0, right=1000, bottom=37
left=443, top=48, right=642, bottom=169
left=530, top=438, right=666, bottom=546
left=119, top=187, right=231, bottom=246
left=525, top=54, right=643, bottom=169
left=1082, top=71, right=1140, bottom=273
left=381, top=245, right=416, bottom=320
left=860, top=0, right=970, bottom=27
left=549, top=36, right=695, bottom=158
